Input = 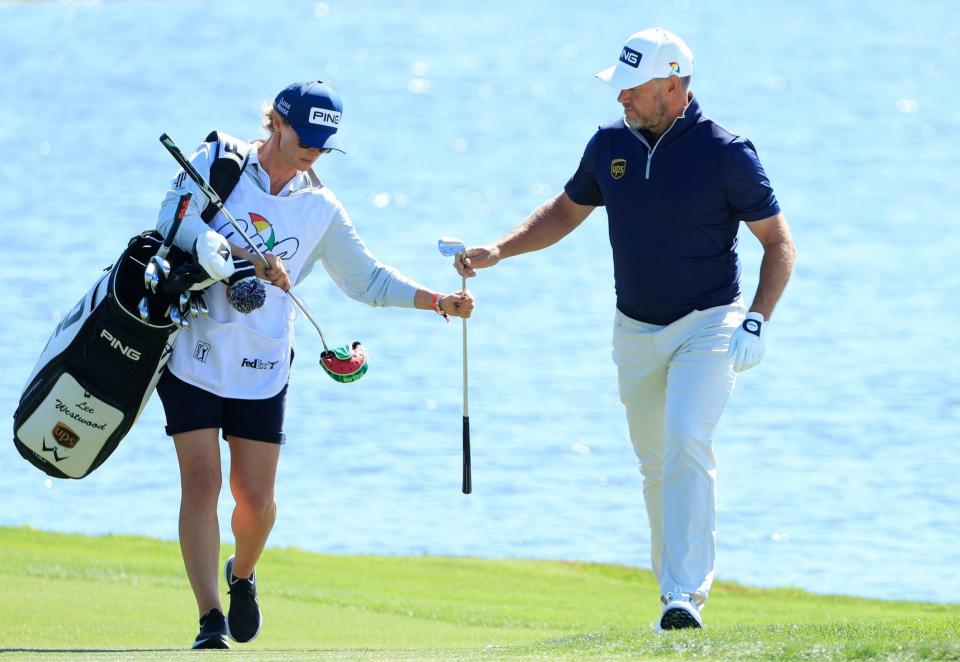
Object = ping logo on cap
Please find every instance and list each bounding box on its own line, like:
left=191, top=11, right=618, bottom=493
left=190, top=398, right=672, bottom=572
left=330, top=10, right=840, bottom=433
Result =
left=309, top=107, right=341, bottom=128
left=620, top=46, right=642, bottom=68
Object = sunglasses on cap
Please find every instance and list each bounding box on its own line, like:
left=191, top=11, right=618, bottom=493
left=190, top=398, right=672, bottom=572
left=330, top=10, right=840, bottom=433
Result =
left=290, top=125, right=334, bottom=153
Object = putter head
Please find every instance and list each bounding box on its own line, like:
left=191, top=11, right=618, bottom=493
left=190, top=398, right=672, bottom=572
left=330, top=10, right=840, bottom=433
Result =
left=437, top=237, right=465, bottom=257
left=138, top=297, right=150, bottom=323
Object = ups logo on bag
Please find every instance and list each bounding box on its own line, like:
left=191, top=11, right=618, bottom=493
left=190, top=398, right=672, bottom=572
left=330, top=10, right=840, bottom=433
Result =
left=52, top=422, right=80, bottom=449
left=611, top=159, right=627, bottom=180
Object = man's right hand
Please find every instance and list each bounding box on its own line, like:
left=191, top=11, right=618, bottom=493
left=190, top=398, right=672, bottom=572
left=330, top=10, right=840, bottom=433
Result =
left=455, top=245, right=501, bottom=278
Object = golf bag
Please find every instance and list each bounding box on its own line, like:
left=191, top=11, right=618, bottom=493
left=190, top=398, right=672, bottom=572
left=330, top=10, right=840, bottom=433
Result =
left=12, top=130, right=251, bottom=479
left=12, top=232, right=195, bottom=478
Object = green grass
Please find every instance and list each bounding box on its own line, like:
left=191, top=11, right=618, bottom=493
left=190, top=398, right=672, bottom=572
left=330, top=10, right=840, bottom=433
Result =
left=0, top=526, right=956, bottom=661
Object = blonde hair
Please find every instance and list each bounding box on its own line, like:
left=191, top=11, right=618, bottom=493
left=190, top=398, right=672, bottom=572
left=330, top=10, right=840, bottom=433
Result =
left=261, top=101, right=288, bottom=136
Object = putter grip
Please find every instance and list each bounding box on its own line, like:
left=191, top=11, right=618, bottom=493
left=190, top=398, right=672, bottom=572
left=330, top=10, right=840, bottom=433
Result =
left=159, top=134, right=224, bottom=207
left=462, top=416, right=472, bottom=494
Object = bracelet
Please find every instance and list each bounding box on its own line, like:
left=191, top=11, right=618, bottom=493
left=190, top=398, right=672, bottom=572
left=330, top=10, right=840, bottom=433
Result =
left=432, top=293, right=450, bottom=322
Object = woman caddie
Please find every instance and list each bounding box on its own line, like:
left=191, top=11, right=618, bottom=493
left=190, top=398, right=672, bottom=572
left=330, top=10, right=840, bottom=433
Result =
left=154, top=80, right=474, bottom=649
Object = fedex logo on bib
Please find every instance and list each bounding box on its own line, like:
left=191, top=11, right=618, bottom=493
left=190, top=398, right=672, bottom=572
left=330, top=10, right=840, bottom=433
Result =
left=620, top=46, right=642, bottom=68
left=309, top=107, right=341, bottom=128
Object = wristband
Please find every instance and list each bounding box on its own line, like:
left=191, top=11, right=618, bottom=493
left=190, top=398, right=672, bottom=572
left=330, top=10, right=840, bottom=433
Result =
left=432, top=293, right=450, bottom=322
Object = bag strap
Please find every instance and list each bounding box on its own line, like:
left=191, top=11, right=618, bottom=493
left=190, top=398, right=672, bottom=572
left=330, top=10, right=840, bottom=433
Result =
left=200, top=130, right=251, bottom=223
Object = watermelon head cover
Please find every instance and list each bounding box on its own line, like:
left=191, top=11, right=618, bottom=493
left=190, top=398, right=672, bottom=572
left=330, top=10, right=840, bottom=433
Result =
left=321, top=341, right=368, bottom=383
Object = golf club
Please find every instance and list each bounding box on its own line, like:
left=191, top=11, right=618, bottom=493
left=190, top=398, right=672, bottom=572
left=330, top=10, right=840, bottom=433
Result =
left=138, top=297, right=150, bottom=324
left=437, top=236, right=471, bottom=494
left=159, top=133, right=367, bottom=383
left=195, top=293, right=209, bottom=318
left=145, top=192, right=191, bottom=293
left=168, top=304, right=188, bottom=330
left=144, top=256, right=169, bottom=293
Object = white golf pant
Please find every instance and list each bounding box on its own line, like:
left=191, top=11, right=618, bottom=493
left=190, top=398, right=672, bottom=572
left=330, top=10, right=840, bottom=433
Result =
left=612, top=301, right=744, bottom=605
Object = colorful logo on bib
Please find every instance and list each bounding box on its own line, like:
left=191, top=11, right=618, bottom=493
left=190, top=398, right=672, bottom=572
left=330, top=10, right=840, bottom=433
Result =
left=249, top=213, right=276, bottom=250
left=213, top=212, right=300, bottom=260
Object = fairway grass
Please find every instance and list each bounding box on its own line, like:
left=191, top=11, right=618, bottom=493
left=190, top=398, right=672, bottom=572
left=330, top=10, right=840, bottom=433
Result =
left=0, top=526, right=956, bottom=661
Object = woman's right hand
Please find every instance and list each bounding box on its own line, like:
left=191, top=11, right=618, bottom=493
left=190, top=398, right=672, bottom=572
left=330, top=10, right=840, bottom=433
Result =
left=440, top=290, right=475, bottom=318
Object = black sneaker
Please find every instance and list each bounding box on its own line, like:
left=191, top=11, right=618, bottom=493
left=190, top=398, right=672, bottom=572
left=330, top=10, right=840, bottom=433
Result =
left=192, top=608, right=230, bottom=649
left=224, top=555, right=262, bottom=643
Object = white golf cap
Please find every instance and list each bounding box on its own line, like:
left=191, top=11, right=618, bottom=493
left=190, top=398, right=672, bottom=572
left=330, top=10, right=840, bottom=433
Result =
left=595, top=28, right=694, bottom=90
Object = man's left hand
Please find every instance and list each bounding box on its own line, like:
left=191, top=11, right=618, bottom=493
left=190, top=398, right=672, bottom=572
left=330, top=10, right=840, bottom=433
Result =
left=727, top=312, right=766, bottom=372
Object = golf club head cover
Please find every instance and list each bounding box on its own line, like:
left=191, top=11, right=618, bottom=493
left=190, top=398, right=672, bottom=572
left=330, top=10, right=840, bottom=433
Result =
left=193, top=230, right=235, bottom=282
left=226, top=258, right=257, bottom=284
left=226, top=277, right=266, bottom=314
left=321, top=341, right=368, bottom=383
left=224, top=259, right=265, bottom=313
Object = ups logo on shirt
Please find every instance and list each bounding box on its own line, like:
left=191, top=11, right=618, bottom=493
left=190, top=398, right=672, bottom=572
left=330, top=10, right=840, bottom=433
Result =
left=611, top=159, right=627, bottom=180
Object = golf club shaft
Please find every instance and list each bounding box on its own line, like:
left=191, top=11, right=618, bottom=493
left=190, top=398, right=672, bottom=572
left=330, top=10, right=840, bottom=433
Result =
left=159, top=133, right=331, bottom=350
left=461, top=273, right=468, bottom=416
left=460, top=271, right=472, bottom=494
left=158, top=193, right=192, bottom=260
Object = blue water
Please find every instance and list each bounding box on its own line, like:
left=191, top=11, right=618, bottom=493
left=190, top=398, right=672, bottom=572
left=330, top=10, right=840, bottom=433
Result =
left=1, top=0, right=958, bottom=604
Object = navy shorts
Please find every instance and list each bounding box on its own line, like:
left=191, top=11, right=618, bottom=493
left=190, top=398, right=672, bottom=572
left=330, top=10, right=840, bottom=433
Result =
left=156, top=369, right=288, bottom=444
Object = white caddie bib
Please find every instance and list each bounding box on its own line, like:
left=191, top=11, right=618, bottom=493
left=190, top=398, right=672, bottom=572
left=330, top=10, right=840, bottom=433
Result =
left=168, top=169, right=338, bottom=398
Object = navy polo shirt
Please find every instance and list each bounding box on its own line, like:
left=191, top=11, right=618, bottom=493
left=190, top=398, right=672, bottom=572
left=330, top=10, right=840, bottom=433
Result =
left=565, top=96, right=780, bottom=325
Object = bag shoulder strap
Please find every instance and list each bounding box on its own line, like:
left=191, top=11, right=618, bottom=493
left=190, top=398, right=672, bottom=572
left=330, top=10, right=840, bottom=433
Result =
left=200, top=130, right=252, bottom=223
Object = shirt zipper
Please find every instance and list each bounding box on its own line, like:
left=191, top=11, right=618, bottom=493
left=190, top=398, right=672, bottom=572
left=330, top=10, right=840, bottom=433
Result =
left=630, top=111, right=686, bottom=180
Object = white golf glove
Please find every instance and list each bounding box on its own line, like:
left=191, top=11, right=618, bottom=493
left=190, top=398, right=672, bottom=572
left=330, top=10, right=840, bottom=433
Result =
left=727, top=311, right=766, bottom=372
left=191, top=230, right=235, bottom=290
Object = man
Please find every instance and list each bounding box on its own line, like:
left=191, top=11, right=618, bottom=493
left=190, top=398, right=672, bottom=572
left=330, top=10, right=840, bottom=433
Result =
left=455, top=28, right=795, bottom=630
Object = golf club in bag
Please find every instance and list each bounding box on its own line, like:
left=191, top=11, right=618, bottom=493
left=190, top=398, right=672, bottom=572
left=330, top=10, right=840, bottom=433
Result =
left=13, top=196, right=199, bottom=479
left=159, top=133, right=368, bottom=384
left=438, top=237, right=471, bottom=494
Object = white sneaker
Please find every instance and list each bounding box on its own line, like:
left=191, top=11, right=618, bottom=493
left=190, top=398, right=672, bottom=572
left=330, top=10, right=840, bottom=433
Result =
left=659, top=589, right=702, bottom=630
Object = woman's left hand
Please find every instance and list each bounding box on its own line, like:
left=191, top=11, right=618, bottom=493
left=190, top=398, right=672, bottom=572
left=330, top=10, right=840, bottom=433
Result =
left=260, top=254, right=292, bottom=292
left=231, top=246, right=292, bottom=292
left=440, top=290, right=474, bottom=318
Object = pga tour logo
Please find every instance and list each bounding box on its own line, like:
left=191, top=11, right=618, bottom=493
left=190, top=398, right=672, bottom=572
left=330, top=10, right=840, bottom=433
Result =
left=620, top=46, right=643, bottom=68
left=309, top=107, right=341, bottom=128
